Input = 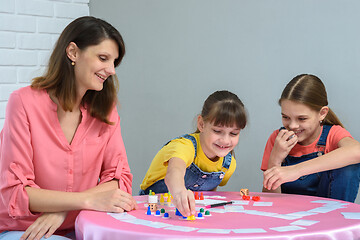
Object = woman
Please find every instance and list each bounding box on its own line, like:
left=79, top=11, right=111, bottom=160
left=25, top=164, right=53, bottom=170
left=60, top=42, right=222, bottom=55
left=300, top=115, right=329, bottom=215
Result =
left=0, top=16, right=137, bottom=240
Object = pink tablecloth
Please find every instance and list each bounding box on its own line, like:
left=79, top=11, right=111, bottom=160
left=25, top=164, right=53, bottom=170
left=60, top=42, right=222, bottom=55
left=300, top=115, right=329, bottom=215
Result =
left=75, top=191, right=360, bottom=240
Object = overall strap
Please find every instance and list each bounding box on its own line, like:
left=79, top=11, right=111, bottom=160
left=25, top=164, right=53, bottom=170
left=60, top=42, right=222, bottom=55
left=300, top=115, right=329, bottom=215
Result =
left=317, top=125, right=332, bottom=147
left=164, top=134, right=197, bottom=158
left=165, top=134, right=232, bottom=168
left=183, top=134, right=232, bottom=169
left=181, top=134, right=197, bottom=158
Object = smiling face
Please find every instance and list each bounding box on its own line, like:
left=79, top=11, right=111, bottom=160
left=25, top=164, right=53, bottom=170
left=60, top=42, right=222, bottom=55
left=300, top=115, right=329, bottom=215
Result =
left=280, top=99, right=328, bottom=146
left=197, top=116, right=240, bottom=161
left=67, top=39, right=119, bottom=97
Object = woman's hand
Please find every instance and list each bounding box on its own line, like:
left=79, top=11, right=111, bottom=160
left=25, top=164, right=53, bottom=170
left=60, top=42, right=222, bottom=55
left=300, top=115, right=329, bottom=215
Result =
left=171, top=188, right=196, bottom=217
left=21, top=212, right=67, bottom=240
left=263, top=165, right=300, bottom=190
left=268, top=129, right=298, bottom=166
left=85, top=188, right=138, bottom=213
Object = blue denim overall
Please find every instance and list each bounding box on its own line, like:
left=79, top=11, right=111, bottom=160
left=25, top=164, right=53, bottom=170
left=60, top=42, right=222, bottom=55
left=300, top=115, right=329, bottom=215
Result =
left=139, top=134, right=232, bottom=195
left=281, top=125, right=360, bottom=202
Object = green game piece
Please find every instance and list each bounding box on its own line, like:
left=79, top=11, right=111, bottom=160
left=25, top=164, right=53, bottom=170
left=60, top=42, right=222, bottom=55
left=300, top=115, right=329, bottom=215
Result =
left=205, top=210, right=210, bottom=215
left=149, top=190, right=152, bottom=195
left=200, top=208, right=204, bottom=213
left=161, top=208, right=165, bottom=213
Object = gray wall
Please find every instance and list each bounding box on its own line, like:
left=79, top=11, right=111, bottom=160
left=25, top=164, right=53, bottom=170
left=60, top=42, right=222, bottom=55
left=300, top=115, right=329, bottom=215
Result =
left=90, top=0, right=360, bottom=202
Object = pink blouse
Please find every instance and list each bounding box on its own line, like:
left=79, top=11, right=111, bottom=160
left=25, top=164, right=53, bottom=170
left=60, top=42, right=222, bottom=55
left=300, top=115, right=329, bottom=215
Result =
left=0, top=86, right=133, bottom=233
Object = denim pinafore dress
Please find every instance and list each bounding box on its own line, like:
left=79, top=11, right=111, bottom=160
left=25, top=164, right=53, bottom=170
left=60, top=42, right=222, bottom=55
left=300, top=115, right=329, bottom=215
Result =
left=281, top=125, right=332, bottom=196
left=280, top=125, right=360, bottom=202
left=141, top=134, right=232, bottom=195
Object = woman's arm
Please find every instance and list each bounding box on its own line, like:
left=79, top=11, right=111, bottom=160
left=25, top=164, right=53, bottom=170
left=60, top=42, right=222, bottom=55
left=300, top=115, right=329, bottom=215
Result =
left=165, top=157, right=196, bottom=217
left=263, top=137, right=360, bottom=190
left=25, top=179, right=137, bottom=213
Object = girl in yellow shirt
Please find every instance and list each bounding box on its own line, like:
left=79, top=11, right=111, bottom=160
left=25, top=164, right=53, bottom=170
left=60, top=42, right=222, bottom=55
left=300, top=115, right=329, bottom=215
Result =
left=140, top=90, right=247, bottom=217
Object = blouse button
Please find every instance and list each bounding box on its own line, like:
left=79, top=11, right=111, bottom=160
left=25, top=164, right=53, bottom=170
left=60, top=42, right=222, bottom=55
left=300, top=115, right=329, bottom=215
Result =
left=202, top=175, right=207, bottom=178
left=193, top=184, right=199, bottom=188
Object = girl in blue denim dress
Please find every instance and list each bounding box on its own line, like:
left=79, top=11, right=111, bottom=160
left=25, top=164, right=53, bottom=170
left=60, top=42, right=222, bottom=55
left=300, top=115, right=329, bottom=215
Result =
left=262, top=74, right=360, bottom=202
left=140, top=90, right=247, bottom=216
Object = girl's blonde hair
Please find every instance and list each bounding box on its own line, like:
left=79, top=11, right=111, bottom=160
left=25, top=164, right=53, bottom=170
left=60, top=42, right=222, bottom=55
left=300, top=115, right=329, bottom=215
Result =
left=280, top=74, right=343, bottom=127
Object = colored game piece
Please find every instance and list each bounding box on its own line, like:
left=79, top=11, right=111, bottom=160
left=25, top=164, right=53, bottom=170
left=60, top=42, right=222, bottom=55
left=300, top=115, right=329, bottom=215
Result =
left=160, top=208, right=165, bottom=213
left=146, top=206, right=151, bottom=215
left=187, top=215, right=196, bottom=220
left=152, top=191, right=155, bottom=195
left=252, top=196, right=260, bottom=201
left=167, top=194, right=172, bottom=203
left=148, top=195, right=158, bottom=212
left=149, top=190, right=152, bottom=195
left=205, top=210, right=210, bottom=216
left=159, top=194, right=164, bottom=204
left=242, top=195, right=250, bottom=200
left=175, top=208, right=182, bottom=216
left=200, top=192, right=204, bottom=200
left=155, top=210, right=161, bottom=216
left=240, top=188, right=249, bottom=196
left=164, top=193, right=169, bottom=198
left=197, top=212, right=203, bottom=218
left=194, top=192, right=199, bottom=200
left=199, top=208, right=204, bottom=213
left=163, top=212, right=169, bottom=218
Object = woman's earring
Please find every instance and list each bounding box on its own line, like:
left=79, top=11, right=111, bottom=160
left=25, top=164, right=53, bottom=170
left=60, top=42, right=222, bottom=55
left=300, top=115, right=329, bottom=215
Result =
left=320, top=120, right=323, bottom=125
left=71, top=61, right=75, bottom=66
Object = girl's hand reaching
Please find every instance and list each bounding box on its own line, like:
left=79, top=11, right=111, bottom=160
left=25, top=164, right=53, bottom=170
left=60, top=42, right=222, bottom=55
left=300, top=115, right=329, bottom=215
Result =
left=171, top=188, right=196, bottom=217
left=21, top=212, right=67, bottom=240
left=165, top=157, right=196, bottom=217
left=263, top=165, right=300, bottom=190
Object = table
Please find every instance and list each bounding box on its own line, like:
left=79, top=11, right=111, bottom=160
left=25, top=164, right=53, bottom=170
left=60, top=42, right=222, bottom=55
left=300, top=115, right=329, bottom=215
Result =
left=75, top=191, right=360, bottom=240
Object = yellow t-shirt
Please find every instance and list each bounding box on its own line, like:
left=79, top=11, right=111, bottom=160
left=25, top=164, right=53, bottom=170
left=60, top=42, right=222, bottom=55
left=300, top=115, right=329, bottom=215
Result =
left=140, top=133, right=237, bottom=191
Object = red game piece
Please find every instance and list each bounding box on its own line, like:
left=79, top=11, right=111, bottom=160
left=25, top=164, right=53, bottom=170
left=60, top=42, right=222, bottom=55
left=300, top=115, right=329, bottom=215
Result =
left=242, top=195, right=250, bottom=200
left=194, top=192, right=199, bottom=200
left=200, top=192, right=204, bottom=200
left=252, top=196, right=260, bottom=201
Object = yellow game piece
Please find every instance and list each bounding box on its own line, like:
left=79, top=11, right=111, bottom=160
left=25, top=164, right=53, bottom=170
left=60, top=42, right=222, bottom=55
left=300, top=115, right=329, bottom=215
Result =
left=160, top=194, right=164, bottom=203
left=167, top=195, right=172, bottom=203
left=187, top=215, right=196, bottom=220
left=152, top=191, right=155, bottom=195
left=164, top=193, right=169, bottom=198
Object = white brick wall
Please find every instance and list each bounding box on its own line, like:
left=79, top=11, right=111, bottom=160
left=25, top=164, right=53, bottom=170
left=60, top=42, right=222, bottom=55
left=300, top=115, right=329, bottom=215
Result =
left=0, top=0, right=89, bottom=129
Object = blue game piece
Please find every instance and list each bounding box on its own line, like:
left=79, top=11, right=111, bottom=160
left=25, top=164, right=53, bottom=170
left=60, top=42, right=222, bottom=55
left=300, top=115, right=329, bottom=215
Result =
left=163, top=212, right=169, bottom=218
left=155, top=210, right=161, bottom=216
left=197, top=212, right=203, bottom=217
left=175, top=208, right=182, bottom=216
left=146, top=206, right=151, bottom=215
